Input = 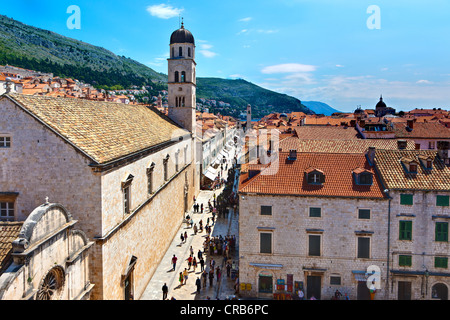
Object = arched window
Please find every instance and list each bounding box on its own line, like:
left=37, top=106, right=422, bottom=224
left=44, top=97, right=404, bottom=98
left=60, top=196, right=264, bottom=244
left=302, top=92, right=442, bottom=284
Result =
left=179, top=47, right=182, bottom=57
left=182, top=97, right=185, bottom=107
left=188, top=47, right=191, bottom=57
left=181, top=71, right=186, bottom=82
left=432, top=283, right=448, bottom=300
left=171, top=47, right=174, bottom=58
left=174, top=71, right=179, bottom=83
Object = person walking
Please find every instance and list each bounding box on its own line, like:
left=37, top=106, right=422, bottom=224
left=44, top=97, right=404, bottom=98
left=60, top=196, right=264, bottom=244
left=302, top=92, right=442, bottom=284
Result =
left=200, top=257, right=205, bottom=272
left=193, top=257, right=197, bottom=272
left=197, top=249, right=203, bottom=260
left=179, top=272, right=183, bottom=287
left=184, top=231, right=188, bottom=242
left=209, top=269, right=214, bottom=287
left=196, top=277, right=201, bottom=294
left=180, top=233, right=184, bottom=245
left=202, top=270, right=208, bottom=288
left=201, top=203, right=204, bottom=213
left=193, top=223, right=198, bottom=235
left=187, top=255, right=193, bottom=270
left=171, top=254, right=177, bottom=271
left=162, top=283, right=168, bottom=300
left=183, top=268, right=189, bottom=285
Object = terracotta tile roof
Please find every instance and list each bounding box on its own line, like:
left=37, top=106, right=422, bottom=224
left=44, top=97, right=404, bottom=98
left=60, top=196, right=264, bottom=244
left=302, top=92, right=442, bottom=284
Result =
left=0, top=221, right=23, bottom=274
left=279, top=137, right=416, bottom=153
left=294, top=126, right=361, bottom=140
left=4, top=93, right=188, bottom=164
left=392, top=122, right=450, bottom=139
left=239, top=152, right=385, bottom=199
left=375, top=149, right=450, bottom=191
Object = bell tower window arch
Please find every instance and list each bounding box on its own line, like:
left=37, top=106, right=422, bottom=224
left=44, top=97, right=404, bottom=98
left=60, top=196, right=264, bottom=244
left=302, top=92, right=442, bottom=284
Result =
left=174, top=71, right=179, bottom=83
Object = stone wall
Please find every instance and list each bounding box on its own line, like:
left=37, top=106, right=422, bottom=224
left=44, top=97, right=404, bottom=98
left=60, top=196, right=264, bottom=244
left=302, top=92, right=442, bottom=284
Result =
left=238, top=194, right=389, bottom=300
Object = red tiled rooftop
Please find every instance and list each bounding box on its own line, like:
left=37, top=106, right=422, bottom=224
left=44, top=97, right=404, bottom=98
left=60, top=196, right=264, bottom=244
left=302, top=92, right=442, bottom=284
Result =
left=239, top=152, right=385, bottom=199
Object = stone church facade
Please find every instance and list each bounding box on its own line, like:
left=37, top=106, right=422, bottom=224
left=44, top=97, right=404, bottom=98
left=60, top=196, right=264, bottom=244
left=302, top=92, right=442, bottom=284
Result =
left=0, top=25, right=201, bottom=300
left=0, top=202, right=94, bottom=300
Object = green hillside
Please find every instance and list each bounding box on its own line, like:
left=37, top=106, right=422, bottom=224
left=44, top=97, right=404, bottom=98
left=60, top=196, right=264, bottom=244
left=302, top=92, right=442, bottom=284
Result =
left=0, top=15, right=312, bottom=116
left=197, top=77, right=310, bottom=118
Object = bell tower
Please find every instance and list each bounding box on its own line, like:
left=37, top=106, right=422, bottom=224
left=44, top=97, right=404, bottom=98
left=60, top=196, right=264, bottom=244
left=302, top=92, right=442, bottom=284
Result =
left=167, top=21, right=196, bottom=133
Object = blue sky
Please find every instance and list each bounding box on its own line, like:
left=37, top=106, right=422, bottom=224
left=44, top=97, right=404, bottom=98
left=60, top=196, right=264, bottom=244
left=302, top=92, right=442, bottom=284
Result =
left=2, top=0, right=450, bottom=112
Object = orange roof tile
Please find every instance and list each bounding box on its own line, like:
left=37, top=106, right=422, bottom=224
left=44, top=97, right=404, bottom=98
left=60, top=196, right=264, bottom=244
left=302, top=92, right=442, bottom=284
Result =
left=239, top=152, right=385, bottom=199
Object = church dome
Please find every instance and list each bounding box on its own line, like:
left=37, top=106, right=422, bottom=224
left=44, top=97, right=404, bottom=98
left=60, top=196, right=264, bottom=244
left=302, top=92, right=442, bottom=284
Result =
left=376, top=96, right=386, bottom=109
left=170, top=23, right=195, bottom=45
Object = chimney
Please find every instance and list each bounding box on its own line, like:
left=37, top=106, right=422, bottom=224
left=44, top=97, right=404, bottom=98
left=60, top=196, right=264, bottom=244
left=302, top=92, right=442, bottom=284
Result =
left=397, top=140, right=407, bottom=150
left=288, top=149, right=297, bottom=160
left=367, top=146, right=376, bottom=165
left=407, top=119, right=414, bottom=129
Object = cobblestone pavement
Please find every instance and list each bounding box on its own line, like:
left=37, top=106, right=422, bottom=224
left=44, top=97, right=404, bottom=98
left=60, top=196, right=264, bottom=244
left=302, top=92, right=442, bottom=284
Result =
left=140, top=168, right=240, bottom=301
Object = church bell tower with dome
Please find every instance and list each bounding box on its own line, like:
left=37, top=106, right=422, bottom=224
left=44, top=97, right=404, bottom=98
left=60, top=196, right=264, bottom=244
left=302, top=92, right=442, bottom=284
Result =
left=167, top=21, right=196, bottom=133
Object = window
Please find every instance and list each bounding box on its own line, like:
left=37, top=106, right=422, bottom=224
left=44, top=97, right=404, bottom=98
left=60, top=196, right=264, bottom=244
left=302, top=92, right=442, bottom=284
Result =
left=435, top=257, right=448, bottom=269
left=358, top=209, right=371, bottom=219
left=435, top=222, right=448, bottom=242
left=399, top=221, right=412, bottom=240
left=358, top=173, right=373, bottom=185
left=121, top=175, right=134, bottom=214
left=436, top=195, right=450, bottom=207
left=174, top=71, right=179, bottom=83
left=0, top=136, right=11, bottom=148
left=147, top=163, right=155, bottom=194
left=357, top=237, right=370, bottom=258
left=258, top=274, right=273, bottom=293
left=308, top=235, right=321, bottom=256
left=260, top=233, right=272, bottom=254
left=179, top=47, right=182, bottom=57
left=400, top=194, right=413, bottom=205
left=409, top=163, right=417, bottom=172
left=123, top=186, right=130, bottom=214
left=175, top=151, right=179, bottom=172
left=181, top=71, right=186, bottom=82
left=330, top=276, right=341, bottom=286
left=399, top=255, right=412, bottom=267
left=163, top=156, right=169, bottom=181
left=429, top=141, right=435, bottom=150
left=188, top=47, right=191, bottom=57
left=309, top=207, right=321, bottom=218
left=260, top=206, right=272, bottom=216
left=0, top=202, right=14, bottom=221
left=171, top=47, right=174, bottom=58
left=307, top=172, right=324, bottom=184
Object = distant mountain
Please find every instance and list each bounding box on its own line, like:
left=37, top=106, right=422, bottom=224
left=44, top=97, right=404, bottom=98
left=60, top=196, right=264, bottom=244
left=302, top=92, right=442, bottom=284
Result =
left=197, top=78, right=312, bottom=119
left=0, top=15, right=312, bottom=117
left=301, top=101, right=341, bottom=116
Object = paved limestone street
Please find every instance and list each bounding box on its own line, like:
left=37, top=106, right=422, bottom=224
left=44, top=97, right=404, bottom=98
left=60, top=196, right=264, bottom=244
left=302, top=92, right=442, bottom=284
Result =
left=140, top=163, right=240, bottom=301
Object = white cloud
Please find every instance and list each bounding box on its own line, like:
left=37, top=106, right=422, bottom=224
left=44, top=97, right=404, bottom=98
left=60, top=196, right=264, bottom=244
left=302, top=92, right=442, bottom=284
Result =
left=199, top=50, right=217, bottom=58
left=239, top=17, right=252, bottom=22
left=146, top=4, right=183, bottom=19
left=200, top=44, right=213, bottom=50
left=257, top=29, right=279, bottom=34
left=416, top=79, right=432, bottom=84
left=198, top=41, right=217, bottom=58
left=335, top=64, right=344, bottom=68
left=261, top=63, right=317, bottom=74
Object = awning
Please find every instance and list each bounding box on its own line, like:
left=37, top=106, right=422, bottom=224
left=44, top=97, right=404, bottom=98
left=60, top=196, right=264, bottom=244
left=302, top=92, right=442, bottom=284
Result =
left=204, top=166, right=218, bottom=181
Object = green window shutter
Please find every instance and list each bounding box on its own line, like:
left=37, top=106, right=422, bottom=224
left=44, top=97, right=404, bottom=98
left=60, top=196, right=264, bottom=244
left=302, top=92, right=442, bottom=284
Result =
left=399, top=221, right=412, bottom=240
left=436, top=195, right=450, bottom=207
left=357, top=237, right=370, bottom=258
left=399, top=255, right=412, bottom=267
left=261, top=206, right=272, bottom=216
left=260, top=233, right=272, bottom=254
left=358, top=209, right=371, bottom=219
left=308, top=235, right=321, bottom=256
left=400, top=194, right=413, bottom=205
left=309, top=207, right=321, bottom=217
left=435, top=222, right=449, bottom=242
left=435, top=257, right=448, bottom=269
